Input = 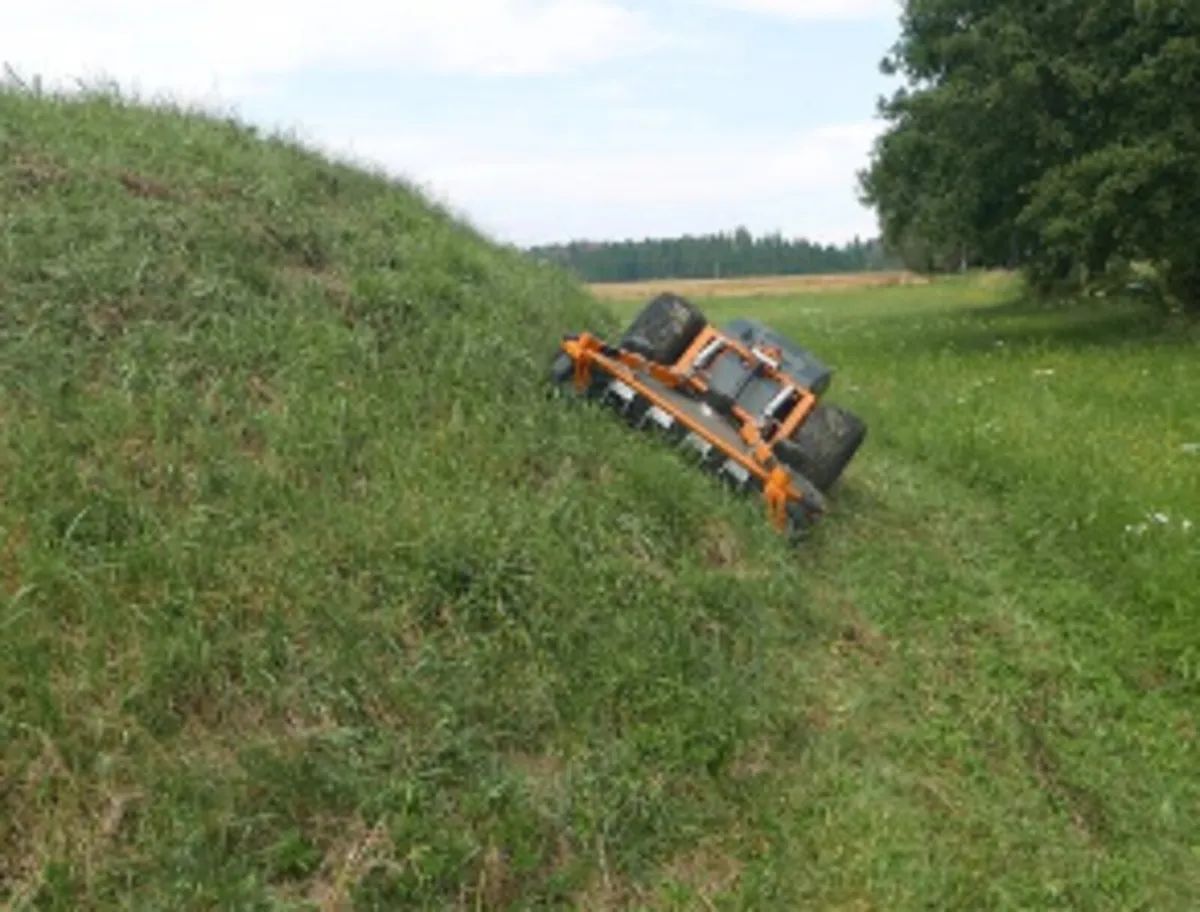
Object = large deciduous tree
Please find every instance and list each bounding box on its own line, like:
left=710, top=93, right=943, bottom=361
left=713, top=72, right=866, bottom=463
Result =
left=860, top=0, right=1200, bottom=312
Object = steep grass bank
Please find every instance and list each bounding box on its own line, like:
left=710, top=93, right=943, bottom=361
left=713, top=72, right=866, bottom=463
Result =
left=0, top=88, right=830, bottom=908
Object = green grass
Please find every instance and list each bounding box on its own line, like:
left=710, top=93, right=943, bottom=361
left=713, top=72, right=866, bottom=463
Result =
left=2, top=84, right=1198, bottom=909
left=607, top=275, right=1200, bottom=908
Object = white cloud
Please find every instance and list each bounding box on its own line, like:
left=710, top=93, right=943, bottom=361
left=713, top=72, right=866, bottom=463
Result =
left=0, top=1, right=889, bottom=245
left=391, top=124, right=878, bottom=205
left=699, top=0, right=898, bottom=20
left=316, top=119, right=885, bottom=244
left=1, top=0, right=660, bottom=99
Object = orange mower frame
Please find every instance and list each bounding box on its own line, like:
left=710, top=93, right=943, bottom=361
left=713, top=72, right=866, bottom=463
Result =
left=550, top=293, right=867, bottom=537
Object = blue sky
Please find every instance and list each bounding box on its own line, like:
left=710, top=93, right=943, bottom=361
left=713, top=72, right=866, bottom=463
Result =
left=5, top=1, right=903, bottom=247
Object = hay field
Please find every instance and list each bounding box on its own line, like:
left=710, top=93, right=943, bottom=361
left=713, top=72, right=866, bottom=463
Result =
left=588, top=270, right=929, bottom=300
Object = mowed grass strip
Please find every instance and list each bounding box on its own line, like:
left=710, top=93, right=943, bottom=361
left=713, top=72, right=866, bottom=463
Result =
left=609, top=275, right=1199, bottom=907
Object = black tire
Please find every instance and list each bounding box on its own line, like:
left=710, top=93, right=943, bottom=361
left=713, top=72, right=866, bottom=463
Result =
left=549, top=350, right=574, bottom=385
left=785, top=500, right=818, bottom=541
left=619, top=292, right=707, bottom=365
left=774, top=403, right=867, bottom=493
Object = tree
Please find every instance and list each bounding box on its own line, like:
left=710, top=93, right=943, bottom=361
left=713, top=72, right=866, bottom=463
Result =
left=526, top=230, right=890, bottom=283
left=859, top=0, right=1200, bottom=312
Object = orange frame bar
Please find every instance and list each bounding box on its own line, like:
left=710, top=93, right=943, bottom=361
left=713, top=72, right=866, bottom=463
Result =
left=560, top=332, right=823, bottom=529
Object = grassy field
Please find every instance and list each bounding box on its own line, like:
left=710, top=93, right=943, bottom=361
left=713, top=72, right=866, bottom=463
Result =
left=603, top=275, right=1200, bottom=908
left=588, top=270, right=928, bottom=301
left=2, top=84, right=1199, bottom=909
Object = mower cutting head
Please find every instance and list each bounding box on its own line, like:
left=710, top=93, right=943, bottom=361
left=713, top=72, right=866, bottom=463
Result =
left=550, top=292, right=867, bottom=537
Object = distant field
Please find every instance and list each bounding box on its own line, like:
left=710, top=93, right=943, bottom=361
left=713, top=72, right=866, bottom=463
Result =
left=588, top=269, right=930, bottom=300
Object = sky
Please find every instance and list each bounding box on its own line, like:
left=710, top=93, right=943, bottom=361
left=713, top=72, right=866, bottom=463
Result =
left=2, top=1, right=904, bottom=248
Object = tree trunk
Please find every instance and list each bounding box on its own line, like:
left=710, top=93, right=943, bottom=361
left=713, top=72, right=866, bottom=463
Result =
left=1166, top=257, right=1200, bottom=316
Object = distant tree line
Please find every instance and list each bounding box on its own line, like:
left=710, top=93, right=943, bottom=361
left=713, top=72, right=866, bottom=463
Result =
left=859, top=0, right=1200, bottom=313
left=527, top=228, right=899, bottom=283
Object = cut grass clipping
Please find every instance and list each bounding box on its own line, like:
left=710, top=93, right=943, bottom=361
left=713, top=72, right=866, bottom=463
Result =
left=4, top=82, right=1199, bottom=910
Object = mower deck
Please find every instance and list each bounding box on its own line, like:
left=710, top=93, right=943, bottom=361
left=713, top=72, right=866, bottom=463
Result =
left=550, top=291, right=865, bottom=538
left=553, top=333, right=827, bottom=536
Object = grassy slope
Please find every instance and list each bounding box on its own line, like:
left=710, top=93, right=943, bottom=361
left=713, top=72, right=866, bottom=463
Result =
left=2, top=85, right=1198, bottom=910
left=0, top=88, right=844, bottom=909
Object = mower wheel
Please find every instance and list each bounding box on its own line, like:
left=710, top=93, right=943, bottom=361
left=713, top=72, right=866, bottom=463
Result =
left=549, top=350, right=574, bottom=385
left=774, top=403, right=867, bottom=494
left=619, top=292, right=707, bottom=366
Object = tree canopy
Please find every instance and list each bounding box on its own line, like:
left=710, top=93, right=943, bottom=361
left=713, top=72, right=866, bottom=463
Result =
left=859, top=0, right=1200, bottom=312
left=527, top=229, right=895, bottom=283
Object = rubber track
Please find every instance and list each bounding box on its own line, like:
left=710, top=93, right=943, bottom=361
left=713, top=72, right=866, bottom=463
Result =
left=568, top=369, right=818, bottom=537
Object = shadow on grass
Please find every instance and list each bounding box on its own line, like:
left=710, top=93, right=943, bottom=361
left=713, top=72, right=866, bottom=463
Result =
left=864, top=288, right=1198, bottom=357
left=958, top=302, right=1179, bottom=354
left=799, top=476, right=889, bottom=555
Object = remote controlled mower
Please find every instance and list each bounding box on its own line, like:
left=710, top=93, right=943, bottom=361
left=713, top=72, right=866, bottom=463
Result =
left=549, top=292, right=867, bottom=537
